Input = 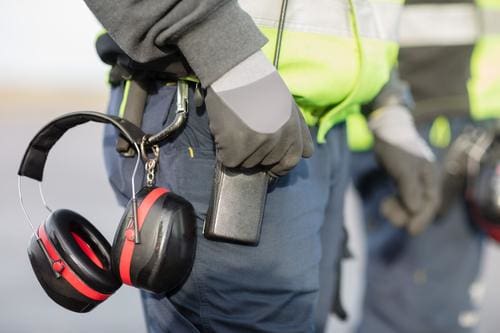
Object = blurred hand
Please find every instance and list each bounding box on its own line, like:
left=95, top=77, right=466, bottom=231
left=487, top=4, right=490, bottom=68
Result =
left=369, top=105, right=441, bottom=235
left=205, top=51, right=314, bottom=176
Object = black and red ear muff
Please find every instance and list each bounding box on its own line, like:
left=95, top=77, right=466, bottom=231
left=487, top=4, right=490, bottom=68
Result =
left=112, top=186, right=197, bottom=294
left=28, top=210, right=121, bottom=312
left=19, top=111, right=197, bottom=312
left=18, top=112, right=145, bottom=312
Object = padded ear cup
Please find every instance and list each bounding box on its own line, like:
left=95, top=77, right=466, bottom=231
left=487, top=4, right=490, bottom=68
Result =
left=27, top=209, right=121, bottom=312
left=112, top=187, right=197, bottom=294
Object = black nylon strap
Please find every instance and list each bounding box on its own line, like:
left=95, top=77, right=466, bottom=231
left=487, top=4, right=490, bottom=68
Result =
left=18, top=111, right=145, bottom=181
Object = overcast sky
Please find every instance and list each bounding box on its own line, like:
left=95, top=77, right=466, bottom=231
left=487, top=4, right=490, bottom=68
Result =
left=0, top=1, right=107, bottom=91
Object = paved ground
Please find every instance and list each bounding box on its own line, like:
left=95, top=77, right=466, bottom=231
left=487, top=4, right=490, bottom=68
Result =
left=1, top=93, right=499, bottom=332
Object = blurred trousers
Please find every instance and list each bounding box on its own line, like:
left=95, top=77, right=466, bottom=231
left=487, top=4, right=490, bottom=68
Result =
left=352, top=117, right=484, bottom=333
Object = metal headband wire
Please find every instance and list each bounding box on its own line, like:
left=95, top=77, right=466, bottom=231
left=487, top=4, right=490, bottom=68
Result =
left=130, top=141, right=142, bottom=244
left=18, top=176, right=39, bottom=238
left=39, top=182, right=53, bottom=214
left=18, top=132, right=143, bottom=242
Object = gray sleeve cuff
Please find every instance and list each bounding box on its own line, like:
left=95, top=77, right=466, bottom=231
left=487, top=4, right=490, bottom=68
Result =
left=177, top=1, right=268, bottom=87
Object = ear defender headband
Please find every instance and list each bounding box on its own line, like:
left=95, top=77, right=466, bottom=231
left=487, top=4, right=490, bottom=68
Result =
left=18, top=111, right=196, bottom=313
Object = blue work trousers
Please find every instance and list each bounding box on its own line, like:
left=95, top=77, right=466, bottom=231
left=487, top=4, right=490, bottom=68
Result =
left=352, top=117, right=484, bottom=333
left=103, top=82, right=350, bottom=333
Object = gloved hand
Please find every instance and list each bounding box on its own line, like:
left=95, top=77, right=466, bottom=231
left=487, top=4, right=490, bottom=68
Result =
left=205, top=51, right=314, bottom=176
left=369, top=105, right=441, bottom=235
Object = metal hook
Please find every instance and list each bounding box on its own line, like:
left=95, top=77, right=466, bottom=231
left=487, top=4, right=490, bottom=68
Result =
left=140, top=136, right=160, bottom=163
left=146, top=80, right=189, bottom=145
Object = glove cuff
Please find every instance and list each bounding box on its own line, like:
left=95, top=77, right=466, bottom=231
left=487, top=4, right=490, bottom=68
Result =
left=369, top=105, right=435, bottom=162
left=211, top=51, right=276, bottom=92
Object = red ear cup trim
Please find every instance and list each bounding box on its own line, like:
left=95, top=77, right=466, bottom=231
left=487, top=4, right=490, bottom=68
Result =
left=38, top=225, right=111, bottom=301
left=71, top=232, right=105, bottom=269
left=119, top=187, right=169, bottom=285
left=469, top=201, right=500, bottom=242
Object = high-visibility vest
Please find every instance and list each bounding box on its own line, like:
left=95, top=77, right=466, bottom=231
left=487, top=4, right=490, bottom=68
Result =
left=239, top=0, right=403, bottom=143
left=347, top=0, right=500, bottom=151
left=468, top=0, right=500, bottom=120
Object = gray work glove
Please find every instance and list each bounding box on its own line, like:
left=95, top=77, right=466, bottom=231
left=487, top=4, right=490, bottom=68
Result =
left=205, top=51, right=314, bottom=176
left=369, top=105, right=441, bottom=235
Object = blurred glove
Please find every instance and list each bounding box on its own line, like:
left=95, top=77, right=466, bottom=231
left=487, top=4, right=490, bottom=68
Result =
left=369, top=105, right=441, bottom=235
left=205, top=51, right=314, bottom=176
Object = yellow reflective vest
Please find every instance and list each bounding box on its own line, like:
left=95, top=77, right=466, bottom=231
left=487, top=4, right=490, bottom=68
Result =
left=468, top=0, right=500, bottom=120
left=347, top=0, right=500, bottom=151
left=239, top=0, right=404, bottom=142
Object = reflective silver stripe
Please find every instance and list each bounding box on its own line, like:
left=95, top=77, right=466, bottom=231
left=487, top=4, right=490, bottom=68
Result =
left=399, top=3, right=480, bottom=47
left=239, top=0, right=402, bottom=41
left=480, top=8, right=500, bottom=35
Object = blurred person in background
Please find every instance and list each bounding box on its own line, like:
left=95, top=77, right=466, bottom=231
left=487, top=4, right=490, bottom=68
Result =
left=348, top=0, right=500, bottom=332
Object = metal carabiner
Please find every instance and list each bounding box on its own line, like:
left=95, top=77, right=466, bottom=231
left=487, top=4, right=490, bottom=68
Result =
left=146, top=80, right=190, bottom=145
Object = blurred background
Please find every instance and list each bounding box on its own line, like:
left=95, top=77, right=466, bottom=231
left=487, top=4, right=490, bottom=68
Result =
left=1, top=2, right=145, bottom=332
left=1, top=1, right=499, bottom=332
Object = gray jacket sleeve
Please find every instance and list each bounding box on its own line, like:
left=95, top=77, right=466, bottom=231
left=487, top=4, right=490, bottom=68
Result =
left=84, top=0, right=267, bottom=86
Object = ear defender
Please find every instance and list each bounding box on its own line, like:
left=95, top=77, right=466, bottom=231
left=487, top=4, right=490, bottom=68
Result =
left=19, top=111, right=197, bottom=313
left=112, top=186, right=197, bottom=294
left=28, top=210, right=121, bottom=313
